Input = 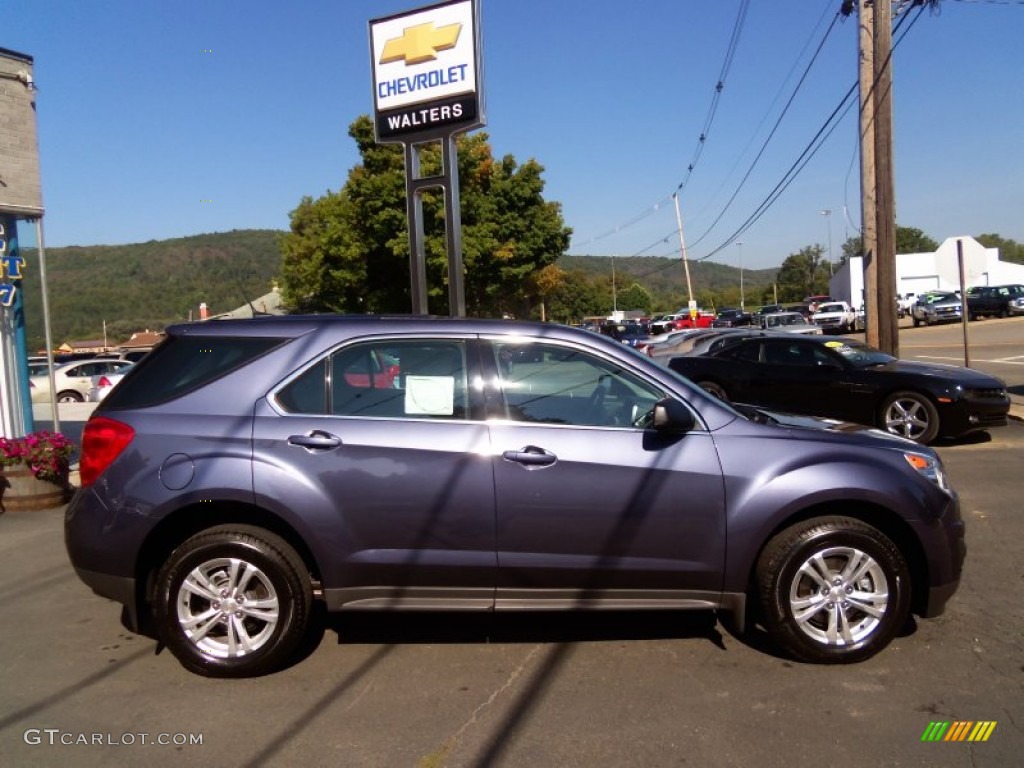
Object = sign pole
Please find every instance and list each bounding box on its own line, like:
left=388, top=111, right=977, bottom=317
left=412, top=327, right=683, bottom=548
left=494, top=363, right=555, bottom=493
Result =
left=370, top=0, right=484, bottom=318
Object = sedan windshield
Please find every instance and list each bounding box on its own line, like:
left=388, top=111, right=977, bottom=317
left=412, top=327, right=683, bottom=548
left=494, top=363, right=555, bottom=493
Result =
left=822, top=339, right=895, bottom=368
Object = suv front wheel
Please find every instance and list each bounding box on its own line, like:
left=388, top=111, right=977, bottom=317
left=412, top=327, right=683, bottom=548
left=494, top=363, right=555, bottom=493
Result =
left=154, top=525, right=312, bottom=677
left=756, top=517, right=911, bottom=664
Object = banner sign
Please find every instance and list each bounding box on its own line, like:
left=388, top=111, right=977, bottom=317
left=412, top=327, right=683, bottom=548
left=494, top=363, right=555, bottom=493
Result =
left=370, top=0, right=484, bottom=142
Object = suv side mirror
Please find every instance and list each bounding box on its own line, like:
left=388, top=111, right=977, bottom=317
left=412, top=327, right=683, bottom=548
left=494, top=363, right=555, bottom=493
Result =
left=652, top=398, right=695, bottom=434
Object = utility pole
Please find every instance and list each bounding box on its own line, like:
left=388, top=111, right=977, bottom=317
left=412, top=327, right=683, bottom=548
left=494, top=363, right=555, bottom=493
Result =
left=672, top=193, right=695, bottom=309
left=735, top=241, right=745, bottom=311
left=858, top=0, right=879, bottom=346
left=873, top=0, right=899, bottom=356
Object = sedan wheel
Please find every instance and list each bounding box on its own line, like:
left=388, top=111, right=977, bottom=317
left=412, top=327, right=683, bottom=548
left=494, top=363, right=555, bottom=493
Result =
left=756, top=517, right=910, bottom=663
left=155, top=525, right=311, bottom=678
left=880, top=391, right=939, bottom=444
left=57, top=391, right=84, bottom=403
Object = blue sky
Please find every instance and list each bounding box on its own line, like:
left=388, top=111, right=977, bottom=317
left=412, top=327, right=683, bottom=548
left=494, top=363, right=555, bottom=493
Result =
left=6, top=0, right=1022, bottom=270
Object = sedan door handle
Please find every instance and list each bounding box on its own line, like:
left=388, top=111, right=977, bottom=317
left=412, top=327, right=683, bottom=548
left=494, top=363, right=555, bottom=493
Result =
left=502, top=446, right=557, bottom=467
left=288, top=431, right=342, bottom=451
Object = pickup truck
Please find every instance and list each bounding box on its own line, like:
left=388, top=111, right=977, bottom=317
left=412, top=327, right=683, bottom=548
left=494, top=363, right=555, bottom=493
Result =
left=965, top=285, right=1024, bottom=320
left=811, top=301, right=858, bottom=333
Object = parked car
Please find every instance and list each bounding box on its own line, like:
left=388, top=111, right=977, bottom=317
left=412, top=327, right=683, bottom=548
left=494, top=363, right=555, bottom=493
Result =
left=711, top=308, right=753, bottom=328
left=600, top=321, right=649, bottom=348
left=647, top=314, right=678, bottom=335
left=758, top=311, right=823, bottom=335
left=680, top=328, right=763, bottom=357
left=67, top=316, right=965, bottom=677
left=667, top=334, right=1009, bottom=444
left=656, top=310, right=716, bottom=331
left=27, top=356, right=52, bottom=377
left=30, top=358, right=134, bottom=403
left=93, top=349, right=153, bottom=363
left=648, top=328, right=737, bottom=362
left=812, top=301, right=859, bottom=334
left=87, top=363, right=136, bottom=402
left=911, top=291, right=962, bottom=326
left=1009, top=288, right=1024, bottom=316
left=965, top=284, right=1024, bottom=320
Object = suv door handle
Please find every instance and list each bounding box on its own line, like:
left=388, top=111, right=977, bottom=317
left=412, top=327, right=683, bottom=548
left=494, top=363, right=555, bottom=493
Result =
left=288, top=431, right=342, bottom=450
left=502, top=446, right=557, bottom=467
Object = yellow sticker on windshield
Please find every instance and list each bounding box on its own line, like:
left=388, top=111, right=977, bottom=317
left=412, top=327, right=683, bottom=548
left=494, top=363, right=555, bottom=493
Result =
left=825, top=341, right=844, bottom=348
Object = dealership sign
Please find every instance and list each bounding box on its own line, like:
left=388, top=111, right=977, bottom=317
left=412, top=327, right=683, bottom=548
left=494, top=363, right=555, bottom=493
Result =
left=370, top=0, right=484, bottom=142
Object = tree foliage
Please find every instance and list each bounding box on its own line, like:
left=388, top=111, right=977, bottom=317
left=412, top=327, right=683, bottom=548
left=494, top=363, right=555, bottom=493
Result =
left=775, top=245, right=831, bottom=302
left=841, top=226, right=940, bottom=260
left=976, top=234, right=1024, bottom=265
left=18, top=230, right=281, bottom=351
left=280, top=116, right=572, bottom=317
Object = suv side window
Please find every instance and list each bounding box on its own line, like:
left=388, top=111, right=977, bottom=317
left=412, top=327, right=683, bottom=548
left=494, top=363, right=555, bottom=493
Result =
left=491, top=342, right=661, bottom=427
left=102, top=336, right=283, bottom=409
left=278, top=340, right=469, bottom=420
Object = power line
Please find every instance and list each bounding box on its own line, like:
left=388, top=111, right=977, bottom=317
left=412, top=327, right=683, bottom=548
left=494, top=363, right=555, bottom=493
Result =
left=694, top=1, right=930, bottom=263
left=568, top=0, right=751, bottom=251
left=685, top=8, right=844, bottom=252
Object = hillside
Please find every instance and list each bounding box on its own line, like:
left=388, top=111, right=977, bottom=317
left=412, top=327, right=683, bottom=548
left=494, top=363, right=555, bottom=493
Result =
left=14, top=229, right=777, bottom=350
left=18, top=230, right=284, bottom=350
left=558, top=254, right=779, bottom=312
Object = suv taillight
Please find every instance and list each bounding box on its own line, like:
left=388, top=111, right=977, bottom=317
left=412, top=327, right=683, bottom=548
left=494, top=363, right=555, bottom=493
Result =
left=97, top=376, right=112, bottom=387
left=79, top=416, right=135, bottom=487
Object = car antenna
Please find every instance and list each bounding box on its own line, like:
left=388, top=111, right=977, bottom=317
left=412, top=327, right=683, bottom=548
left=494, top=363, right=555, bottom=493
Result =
left=237, top=280, right=266, bottom=317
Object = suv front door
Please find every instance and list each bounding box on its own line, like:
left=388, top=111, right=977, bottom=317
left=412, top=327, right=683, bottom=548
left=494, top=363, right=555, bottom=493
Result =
left=483, top=340, right=727, bottom=605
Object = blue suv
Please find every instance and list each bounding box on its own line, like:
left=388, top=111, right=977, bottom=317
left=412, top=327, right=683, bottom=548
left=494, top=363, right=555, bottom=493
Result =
left=66, top=316, right=965, bottom=677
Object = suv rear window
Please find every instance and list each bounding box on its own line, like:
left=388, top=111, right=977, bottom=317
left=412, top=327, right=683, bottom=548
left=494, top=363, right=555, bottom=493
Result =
left=101, top=335, right=282, bottom=408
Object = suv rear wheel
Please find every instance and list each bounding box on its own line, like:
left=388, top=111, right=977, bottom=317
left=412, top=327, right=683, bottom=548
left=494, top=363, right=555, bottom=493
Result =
left=154, top=525, right=312, bottom=678
left=756, top=517, right=911, bottom=664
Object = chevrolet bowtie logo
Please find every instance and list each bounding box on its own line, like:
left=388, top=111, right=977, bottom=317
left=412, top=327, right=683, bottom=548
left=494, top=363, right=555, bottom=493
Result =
left=381, top=21, right=462, bottom=66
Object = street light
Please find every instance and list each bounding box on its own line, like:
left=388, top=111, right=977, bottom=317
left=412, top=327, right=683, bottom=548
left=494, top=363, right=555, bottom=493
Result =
left=820, top=209, right=833, bottom=276
left=735, top=241, right=745, bottom=311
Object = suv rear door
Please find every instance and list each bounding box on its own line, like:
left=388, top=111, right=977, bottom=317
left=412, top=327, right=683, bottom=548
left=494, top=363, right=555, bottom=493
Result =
left=253, top=336, right=497, bottom=608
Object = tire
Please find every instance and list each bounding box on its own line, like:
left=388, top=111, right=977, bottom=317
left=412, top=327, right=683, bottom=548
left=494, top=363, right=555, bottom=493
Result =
left=756, top=516, right=911, bottom=664
left=154, top=525, right=312, bottom=678
left=57, top=390, right=84, bottom=403
left=697, top=380, right=729, bottom=402
left=879, top=390, right=940, bottom=444
left=911, top=315, right=920, bottom=328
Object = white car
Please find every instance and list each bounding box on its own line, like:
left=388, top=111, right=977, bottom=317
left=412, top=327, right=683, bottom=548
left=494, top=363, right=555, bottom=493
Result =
left=758, top=312, right=823, bottom=335
left=30, top=359, right=134, bottom=403
left=87, top=363, right=135, bottom=402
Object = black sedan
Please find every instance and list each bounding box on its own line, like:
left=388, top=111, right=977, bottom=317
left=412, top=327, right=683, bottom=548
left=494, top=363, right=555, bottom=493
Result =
left=667, top=334, right=1010, bottom=444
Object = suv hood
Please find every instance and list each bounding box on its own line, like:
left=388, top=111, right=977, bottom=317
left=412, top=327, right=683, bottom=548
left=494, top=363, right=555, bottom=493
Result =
left=732, top=403, right=918, bottom=449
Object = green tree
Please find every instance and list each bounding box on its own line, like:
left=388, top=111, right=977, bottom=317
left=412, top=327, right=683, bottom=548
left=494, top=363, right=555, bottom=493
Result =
left=616, top=283, right=653, bottom=314
left=280, top=116, right=572, bottom=316
left=976, top=234, right=1024, bottom=265
left=546, top=269, right=606, bottom=323
left=775, top=245, right=831, bottom=302
left=841, top=226, right=940, bottom=260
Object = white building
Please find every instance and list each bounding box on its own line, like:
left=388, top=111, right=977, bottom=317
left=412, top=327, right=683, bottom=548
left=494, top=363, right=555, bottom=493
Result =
left=829, top=236, right=1024, bottom=308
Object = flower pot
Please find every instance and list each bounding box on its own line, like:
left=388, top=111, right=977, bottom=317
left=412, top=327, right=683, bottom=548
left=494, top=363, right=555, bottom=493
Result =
left=0, top=468, right=71, bottom=512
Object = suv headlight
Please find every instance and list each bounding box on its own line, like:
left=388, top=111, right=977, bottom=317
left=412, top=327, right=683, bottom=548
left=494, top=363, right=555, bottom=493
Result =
left=904, top=452, right=951, bottom=493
